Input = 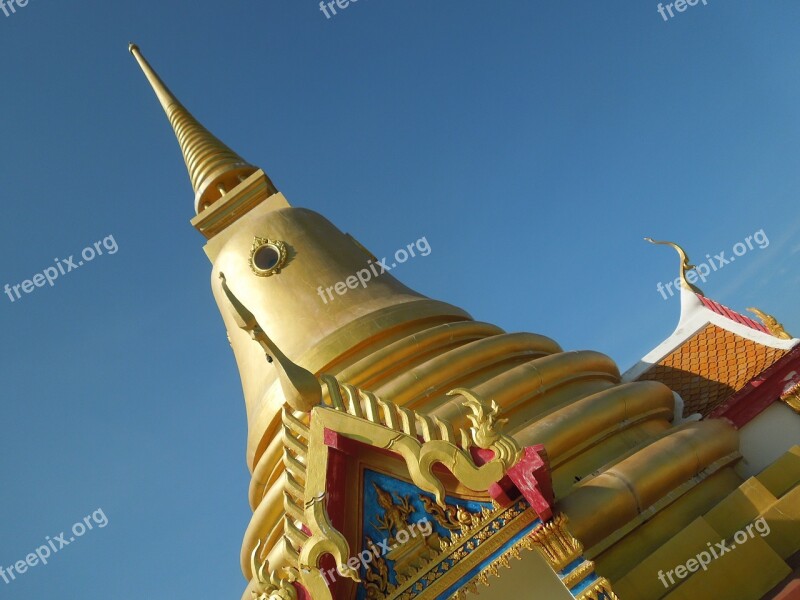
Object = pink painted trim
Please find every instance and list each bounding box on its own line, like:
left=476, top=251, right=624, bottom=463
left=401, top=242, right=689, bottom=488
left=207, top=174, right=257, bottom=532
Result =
left=708, top=345, right=800, bottom=427
left=696, top=294, right=769, bottom=333
left=291, top=581, right=313, bottom=600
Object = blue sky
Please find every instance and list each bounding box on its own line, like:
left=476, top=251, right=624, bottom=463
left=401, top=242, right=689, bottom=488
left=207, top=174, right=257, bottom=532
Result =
left=1, top=1, right=799, bottom=598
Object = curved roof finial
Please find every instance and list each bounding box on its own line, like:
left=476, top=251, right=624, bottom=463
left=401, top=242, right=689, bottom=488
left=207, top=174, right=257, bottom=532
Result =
left=644, top=238, right=704, bottom=295
left=746, top=307, right=793, bottom=340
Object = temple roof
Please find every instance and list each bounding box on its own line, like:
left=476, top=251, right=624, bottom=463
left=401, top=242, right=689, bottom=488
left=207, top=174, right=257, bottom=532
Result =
left=623, top=242, right=797, bottom=419
left=696, top=294, right=770, bottom=334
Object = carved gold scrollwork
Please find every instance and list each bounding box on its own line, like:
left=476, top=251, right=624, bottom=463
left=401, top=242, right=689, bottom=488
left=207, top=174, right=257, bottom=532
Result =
left=448, top=388, right=522, bottom=467
left=361, top=483, right=447, bottom=597
left=419, top=495, right=476, bottom=532
left=363, top=536, right=392, bottom=599
left=250, top=540, right=299, bottom=600
left=373, top=483, right=414, bottom=536
left=577, top=578, right=620, bottom=600
left=294, top=383, right=526, bottom=598
left=527, top=513, right=583, bottom=571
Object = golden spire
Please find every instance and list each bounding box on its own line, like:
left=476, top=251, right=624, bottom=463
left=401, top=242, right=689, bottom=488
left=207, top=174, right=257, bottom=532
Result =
left=128, top=43, right=268, bottom=213
left=644, top=237, right=704, bottom=294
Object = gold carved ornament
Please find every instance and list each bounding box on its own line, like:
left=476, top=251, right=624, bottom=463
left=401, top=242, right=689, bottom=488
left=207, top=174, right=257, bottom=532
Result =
left=747, top=307, right=793, bottom=340
left=250, top=540, right=299, bottom=600
left=293, top=379, right=526, bottom=599
left=249, top=237, right=288, bottom=277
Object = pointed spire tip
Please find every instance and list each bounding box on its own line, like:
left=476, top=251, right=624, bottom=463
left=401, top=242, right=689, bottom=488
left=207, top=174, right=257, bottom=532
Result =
left=130, top=45, right=264, bottom=212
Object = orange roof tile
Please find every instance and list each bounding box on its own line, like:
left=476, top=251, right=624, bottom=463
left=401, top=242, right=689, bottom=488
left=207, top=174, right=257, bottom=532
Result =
left=637, top=324, right=788, bottom=416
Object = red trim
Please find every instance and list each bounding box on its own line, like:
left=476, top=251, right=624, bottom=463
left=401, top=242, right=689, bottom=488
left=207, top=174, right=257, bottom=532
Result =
left=772, top=579, right=800, bottom=600
left=325, top=427, right=555, bottom=518
left=708, top=345, right=800, bottom=427
left=291, top=581, right=313, bottom=600
left=696, top=294, right=769, bottom=333
left=325, top=444, right=348, bottom=532
left=311, top=426, right=556, bottom=599
left=471, top=445, right=554, bottom=520
left=506, top=446, right=554, bottom=521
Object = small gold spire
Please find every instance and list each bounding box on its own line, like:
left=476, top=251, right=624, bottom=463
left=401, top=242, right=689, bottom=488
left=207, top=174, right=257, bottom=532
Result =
left=128, top=43, right=269, bottom=213
left=645, top=238, right=704, bottom=294
left=746, top=307, right=793, bottom=340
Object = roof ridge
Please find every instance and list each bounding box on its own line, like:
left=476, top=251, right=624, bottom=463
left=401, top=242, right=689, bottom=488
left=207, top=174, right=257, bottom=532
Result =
left=694, top=293, right=769, bottom=334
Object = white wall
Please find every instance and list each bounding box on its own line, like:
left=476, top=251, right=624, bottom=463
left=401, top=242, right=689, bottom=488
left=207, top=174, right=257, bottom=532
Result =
left=736, top=402, right=800, bottom=478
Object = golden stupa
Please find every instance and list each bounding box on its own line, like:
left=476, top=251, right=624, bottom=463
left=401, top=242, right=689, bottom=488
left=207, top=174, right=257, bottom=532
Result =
left=131, top=44, right=800, bottom=600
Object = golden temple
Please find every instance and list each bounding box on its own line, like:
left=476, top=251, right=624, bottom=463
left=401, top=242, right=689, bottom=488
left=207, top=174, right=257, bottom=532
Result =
left=130, top=44, right=800, bottom=600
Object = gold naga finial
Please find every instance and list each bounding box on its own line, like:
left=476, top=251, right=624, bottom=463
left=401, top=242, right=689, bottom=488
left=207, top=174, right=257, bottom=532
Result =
left=644, top=238, right=704, bottom=294
left=219, top=272, right=321, bottom=412
left=128, top=43, right=270, bottom=213
left=746, top=307, right=793, bottom=340
left=448, top=388, right=520, bottom=464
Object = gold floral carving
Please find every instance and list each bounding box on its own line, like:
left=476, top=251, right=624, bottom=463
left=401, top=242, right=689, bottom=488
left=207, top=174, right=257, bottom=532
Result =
left=446, top=532, right=537, bottom=600
left=249, top=237, right=287, bottom=277
left=420, top=495, right=476, bottom=532
left=363, top=483, right=452, bottom=598
left=528, top=513, right=583, bottom=571
left=363, top=536, right=392, bottom=599
left=250, top=540, right=299, bottom=600
left=781, top=382, right=800, bottom=414
left=400, top=498, right=536, bottom=600
left=577, top=578, right=620, bottom=600
left=292, top=377, right=526, bottom=600
left=373, top=484, right=414, bottom=535
left=445, top=512, right=620, bottom=600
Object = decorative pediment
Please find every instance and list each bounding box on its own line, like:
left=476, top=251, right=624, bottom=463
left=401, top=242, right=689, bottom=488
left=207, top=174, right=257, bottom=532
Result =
left=219, top=274, right=614, bottom=599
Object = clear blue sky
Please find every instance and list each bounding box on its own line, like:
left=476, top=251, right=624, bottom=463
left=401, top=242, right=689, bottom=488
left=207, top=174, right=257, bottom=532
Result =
left=1, top=1, right=799, bottom=598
